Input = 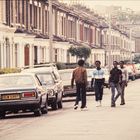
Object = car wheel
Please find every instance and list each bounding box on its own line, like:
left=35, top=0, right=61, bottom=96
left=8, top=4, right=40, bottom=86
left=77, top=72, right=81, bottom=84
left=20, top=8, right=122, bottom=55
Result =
left=51, top=100, right=58, bottom=110
left=0, top=111, right=6, bottom=119
left=132, top=75, right=135, bottom=81
left=41, top=100, right=48, bottom=114
left=58, top=99, right=63, bottom=109
left=34, top=108, right=42, bottom=116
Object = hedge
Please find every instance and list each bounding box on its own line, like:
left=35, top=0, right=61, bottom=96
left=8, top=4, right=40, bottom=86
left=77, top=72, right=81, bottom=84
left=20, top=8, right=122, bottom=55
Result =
left=0, top=68, right=21, bottom=74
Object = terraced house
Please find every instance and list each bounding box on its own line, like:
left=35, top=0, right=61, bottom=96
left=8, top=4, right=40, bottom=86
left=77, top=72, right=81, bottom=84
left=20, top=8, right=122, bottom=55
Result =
left=0, top=0, right=135, bottom=68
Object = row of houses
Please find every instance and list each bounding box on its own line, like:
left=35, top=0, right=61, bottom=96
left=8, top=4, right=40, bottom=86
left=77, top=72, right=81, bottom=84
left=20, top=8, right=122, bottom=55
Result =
left=0, top=0, right=135, bottom=68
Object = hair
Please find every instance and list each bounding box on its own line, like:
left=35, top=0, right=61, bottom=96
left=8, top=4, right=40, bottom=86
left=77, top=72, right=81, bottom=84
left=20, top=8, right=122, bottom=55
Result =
left=78, top=59, right=85, bottom=66
left=95, top=60, right=101, bottom=64
left=119, top=61, right=124, bottom=64
left=113, top=61, right=118, bottom=65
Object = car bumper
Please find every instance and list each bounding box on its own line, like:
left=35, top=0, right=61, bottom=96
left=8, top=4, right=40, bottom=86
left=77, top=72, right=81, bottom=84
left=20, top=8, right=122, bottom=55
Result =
left=63, top=89, right=76, bottom=96
left=0, top=99, right=40, bottom=111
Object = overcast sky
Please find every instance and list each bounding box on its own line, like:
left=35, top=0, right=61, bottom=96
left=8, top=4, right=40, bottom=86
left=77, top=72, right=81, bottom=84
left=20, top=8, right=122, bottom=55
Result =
left=61, top=0, right=140, bottom=12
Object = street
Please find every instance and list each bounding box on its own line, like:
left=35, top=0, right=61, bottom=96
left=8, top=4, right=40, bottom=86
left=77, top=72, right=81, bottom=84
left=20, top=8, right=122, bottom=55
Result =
left=0, top=79, right=140, bottom=140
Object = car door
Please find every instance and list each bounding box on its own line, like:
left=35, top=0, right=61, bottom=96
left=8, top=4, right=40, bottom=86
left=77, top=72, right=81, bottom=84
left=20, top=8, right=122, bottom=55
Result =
left=52, top=70, right=63, bottom=101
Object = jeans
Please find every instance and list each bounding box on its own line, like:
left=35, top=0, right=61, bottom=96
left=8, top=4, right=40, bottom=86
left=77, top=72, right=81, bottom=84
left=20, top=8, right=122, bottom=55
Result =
left=94, top=81, right=103, bottom=101
left=75, top=83, right=86, bottom=108
left=110, top=82, right=122, bottom=105
left=114, top=81, right=127, bottom=104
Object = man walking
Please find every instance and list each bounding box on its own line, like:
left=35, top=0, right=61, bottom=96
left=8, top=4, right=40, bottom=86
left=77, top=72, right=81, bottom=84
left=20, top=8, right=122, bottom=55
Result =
left=109, top=61, right=122, bottom=107
left=71, top=59, right=87, bottom=110
left=91, top=61, right=105, bottom=107
left=118, top=61, right=128, bottom=105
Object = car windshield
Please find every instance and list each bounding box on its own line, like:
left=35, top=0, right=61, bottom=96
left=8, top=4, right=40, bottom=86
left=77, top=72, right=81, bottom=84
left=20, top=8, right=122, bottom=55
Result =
left=36, top=73, right=54, bottom=85
left=0, top=75, right=35, bottom=88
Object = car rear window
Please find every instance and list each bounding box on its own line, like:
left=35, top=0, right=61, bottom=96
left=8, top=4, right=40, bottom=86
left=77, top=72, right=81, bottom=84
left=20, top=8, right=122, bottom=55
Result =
left=0, top=75, right=35, bottom=88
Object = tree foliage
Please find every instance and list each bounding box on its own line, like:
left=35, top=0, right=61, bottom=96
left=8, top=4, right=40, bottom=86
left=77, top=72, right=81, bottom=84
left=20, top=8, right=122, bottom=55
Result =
left=68, top=45, right=91, bottom=60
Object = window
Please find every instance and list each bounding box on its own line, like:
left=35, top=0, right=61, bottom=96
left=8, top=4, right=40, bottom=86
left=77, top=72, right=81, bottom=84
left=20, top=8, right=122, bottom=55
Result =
left=54, top=49, right=58, bottom=62
left=22, top=0, right=24, bottom=25
left=30, top=4, right=32, bottom=25
left=39, top=7, right=41, bottom=30
left=41, top=47, right=45, bottom=63
left=34, top=6, right=37, bottom=29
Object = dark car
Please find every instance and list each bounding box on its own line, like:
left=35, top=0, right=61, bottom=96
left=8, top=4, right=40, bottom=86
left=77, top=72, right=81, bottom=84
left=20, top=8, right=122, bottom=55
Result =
left=59, top=69, right=76, bottom=97
left=0, top=73, right=48, bottom=118
left=22, top=67, right=63, bottom=110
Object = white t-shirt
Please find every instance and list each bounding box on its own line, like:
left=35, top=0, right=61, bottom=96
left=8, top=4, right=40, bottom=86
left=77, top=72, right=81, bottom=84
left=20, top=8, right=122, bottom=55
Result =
left=119, top=67, right=128, bottom=81
left=92, top=68, right=105, bottom=79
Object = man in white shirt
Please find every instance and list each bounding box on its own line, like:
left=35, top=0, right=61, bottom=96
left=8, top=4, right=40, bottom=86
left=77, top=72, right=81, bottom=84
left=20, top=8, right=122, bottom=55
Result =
left=115, top=61, right=128, bottom=105
left=91, top=61, right=105, bottom=107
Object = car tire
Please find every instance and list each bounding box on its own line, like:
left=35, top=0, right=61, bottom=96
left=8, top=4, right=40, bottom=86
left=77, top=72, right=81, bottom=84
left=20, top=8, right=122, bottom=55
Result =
left=34, top=108, right=42, bottom=116
left=58, top=99, right=63, bottom=109
left=41, top=100, right=48, bottom=114
left=51, top=100, right=58, bottom=110
left=0, top=111, right=6, bottom=119
left=132, top=75, right=135, bottom=81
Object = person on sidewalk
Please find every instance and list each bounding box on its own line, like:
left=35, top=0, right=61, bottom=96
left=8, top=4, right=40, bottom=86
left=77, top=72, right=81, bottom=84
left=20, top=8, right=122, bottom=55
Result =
left=91, top=61, right=105, bottom=107
left=109, top=61, right=122, bottom=107
left=118, top=61, right=128, bottom=105
left=71, top=59, right=87, bottom=110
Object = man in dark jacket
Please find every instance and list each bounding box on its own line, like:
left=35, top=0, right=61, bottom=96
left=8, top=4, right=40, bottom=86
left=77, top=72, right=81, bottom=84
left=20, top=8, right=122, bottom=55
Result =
left=109, top=61, right=122, bottom=107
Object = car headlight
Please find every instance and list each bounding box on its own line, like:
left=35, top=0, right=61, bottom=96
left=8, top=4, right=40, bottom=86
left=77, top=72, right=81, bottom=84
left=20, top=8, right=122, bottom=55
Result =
left=47, top=90, right=55, bottom=96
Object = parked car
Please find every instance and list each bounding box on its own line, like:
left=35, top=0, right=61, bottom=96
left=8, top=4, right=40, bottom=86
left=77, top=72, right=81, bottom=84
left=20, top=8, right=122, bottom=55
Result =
left=59, top=69, right=76, bottom=97
left=102, top=68, right=109, bottom=88
left=125, top=64, right=136, bottom=80
left=22, top=66, right=63, bottom=110
left=0, top=73, right=48, bottom=118
left=134, top=63, right=140, bottom=78
left=86, top=69, right=94, bottom=92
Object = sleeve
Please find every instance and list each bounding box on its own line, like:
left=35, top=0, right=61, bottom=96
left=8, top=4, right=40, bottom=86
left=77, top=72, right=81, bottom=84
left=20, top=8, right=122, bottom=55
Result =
left=102, top=69, right=105, bottom=83
left=71, top=71, right=75, bottom=87
left=84, top=69, right=88, bottom=85
left=92, top=70, right=95, bottom=78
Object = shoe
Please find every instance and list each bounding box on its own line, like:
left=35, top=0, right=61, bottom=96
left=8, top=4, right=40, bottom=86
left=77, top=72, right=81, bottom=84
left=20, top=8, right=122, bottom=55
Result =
left=74, top=105, right=78, bottom=110
left=111, top=104, right=116, bottom=107
left=81, top=107, right=88, bottom=111
left=120, top=103, right=125, bottom=105
left=96, top=101, right=100, bottom=107
left=99, top=100, right=102, bottom=106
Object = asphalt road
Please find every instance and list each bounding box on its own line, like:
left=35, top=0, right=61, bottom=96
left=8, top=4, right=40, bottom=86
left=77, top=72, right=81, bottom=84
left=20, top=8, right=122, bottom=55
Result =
left=0, top=79, right=140, bottom=140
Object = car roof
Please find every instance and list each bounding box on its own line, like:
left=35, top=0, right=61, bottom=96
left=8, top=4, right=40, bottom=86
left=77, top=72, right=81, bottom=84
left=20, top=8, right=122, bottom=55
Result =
left=59, top=69, right=74, bottom=73
left=0, top=73, right=36, bottom=77
left=21, top=67, right=53, bottom=73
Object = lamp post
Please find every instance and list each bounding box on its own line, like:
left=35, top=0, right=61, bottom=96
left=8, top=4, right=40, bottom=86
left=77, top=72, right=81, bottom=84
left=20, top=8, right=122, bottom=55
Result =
left=108, top=13, right=112, bottom=71
left=129, top=28, right=132, bottom=63
left=49, top=0, right=53, bottom=63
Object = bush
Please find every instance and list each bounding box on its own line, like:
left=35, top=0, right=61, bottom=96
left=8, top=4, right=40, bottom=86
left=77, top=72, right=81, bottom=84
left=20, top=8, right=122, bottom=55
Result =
left=0, top=68, right=21, bottom=74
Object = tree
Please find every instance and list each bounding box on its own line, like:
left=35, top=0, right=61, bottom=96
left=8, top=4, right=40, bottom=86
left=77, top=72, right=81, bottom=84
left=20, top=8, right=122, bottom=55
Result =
left=68, top=45, right=91, bottom=60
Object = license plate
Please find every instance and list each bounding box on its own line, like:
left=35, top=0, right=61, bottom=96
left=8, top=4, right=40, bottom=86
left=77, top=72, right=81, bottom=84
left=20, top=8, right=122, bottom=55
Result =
left=1, top=94, right=20, bottom=100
